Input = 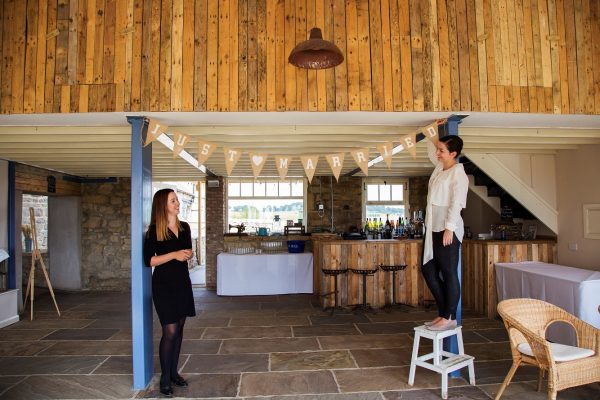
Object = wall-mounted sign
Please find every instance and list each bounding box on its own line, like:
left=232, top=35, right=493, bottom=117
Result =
left=47, top=176, right=56, bottom=193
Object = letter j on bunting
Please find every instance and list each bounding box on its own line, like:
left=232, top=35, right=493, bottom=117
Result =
left=326, top=153, right=345, bottom=181
left=144, top=119, right=168, bottom=147
left=223, top=147, right=242, bottom=176
left=249, top=153, right=267, bottom=178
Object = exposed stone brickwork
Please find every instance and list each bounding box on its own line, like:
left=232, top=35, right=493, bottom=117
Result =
left=306, top=176, right=363, bottom=233
left=408, top=176, right=429, bottom=217
left=22, top=195, right=48, bottom=250
left=204, top=177, right=225, bottom=290
left=81, top=179, right=131, bottom=290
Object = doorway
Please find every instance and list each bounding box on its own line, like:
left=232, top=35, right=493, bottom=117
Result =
left=152, top=181, right=206, bottom=287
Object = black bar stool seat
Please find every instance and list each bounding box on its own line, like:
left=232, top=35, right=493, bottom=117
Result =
left=349, top=268, right=379, bottom=313
left=321, top=268, right=348, bottom=314
left=379, top=264, right=410, bottom=311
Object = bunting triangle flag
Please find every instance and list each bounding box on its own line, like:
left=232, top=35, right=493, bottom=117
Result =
left=249, top=153, right=267, bottom=178
left=401, top=132, right=417, bottom=159
left=275, top=156, right=291, bottom=181
left=350, top=148, right=369, bottom=176
left=172, top=130, right=190, bottom=158
left=300, top=155, right=319, bottom=183
left=424, top=121, right=439, bottom=145
left=325, top=153, right=345, bottom=181
left=223, top=147, right=242, bottom=176
left=197, top=139, right=217, bottom=164
left=376, top=142, right=394, bottom=169
left=144, top=118, right=168, bottom=146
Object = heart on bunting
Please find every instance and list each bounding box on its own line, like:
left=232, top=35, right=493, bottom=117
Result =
left=252, top=155, right=264, bottom=166
left=249, top=153, right=267, bottom=178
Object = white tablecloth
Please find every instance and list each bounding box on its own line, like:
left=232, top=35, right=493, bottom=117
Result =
left=217, top=252, right=313, bottom=295
left=495, top=261, right=600, bottom=345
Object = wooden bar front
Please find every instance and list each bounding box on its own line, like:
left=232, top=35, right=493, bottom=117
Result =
left=461, top=239, right=557, bottom=318
left=312, top=239, right=432, bottom=308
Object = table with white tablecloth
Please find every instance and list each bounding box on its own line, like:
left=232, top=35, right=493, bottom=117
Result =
left=217, top=252, right=313, bottom=296
left=495, top=261, right=600, bottom=345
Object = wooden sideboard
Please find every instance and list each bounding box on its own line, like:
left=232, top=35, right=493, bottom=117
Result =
left=312, top=238, right=433, bottom=308
left=461, top=239, right=557, bottom=318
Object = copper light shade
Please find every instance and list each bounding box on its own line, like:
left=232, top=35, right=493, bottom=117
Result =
left=288, top=28, right=344, bottom=70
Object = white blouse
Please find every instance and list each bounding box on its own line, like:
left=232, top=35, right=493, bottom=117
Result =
left=423, top=139, right=469, bottom=265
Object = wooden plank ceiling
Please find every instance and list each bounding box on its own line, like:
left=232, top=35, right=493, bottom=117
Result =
left=0, top=114, right=599, bottom=179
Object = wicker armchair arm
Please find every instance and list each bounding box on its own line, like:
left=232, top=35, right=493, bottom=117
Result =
left=549, top=312, right=600, bottom=351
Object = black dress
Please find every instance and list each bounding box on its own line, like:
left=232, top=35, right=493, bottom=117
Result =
left=143, top=222, right=196, bottom=325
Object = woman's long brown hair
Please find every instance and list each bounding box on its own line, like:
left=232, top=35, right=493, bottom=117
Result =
left=150, top=188, right=182, bottom=241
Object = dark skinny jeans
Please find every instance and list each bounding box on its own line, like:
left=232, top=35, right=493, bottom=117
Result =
left=422, top=231, right=461, bottom=320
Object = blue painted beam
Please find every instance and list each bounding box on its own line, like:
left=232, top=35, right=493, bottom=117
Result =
left=7, top=162, right=16, bottom=289
left=128, top=116, right=154, bottom=390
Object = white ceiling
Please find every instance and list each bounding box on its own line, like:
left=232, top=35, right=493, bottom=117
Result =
left=1, top=111, right=599, bottom=180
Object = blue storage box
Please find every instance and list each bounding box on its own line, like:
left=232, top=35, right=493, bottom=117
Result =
left=287, top=240, right=305, bottom=253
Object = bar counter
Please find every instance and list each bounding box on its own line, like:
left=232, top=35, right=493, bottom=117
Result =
left=312, top=238, right=433, bottom=308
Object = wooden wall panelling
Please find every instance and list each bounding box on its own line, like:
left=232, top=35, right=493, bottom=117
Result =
left=429, top=0, right=441, bottom=111
left=0, top=0, right=5, bottom=113
left=11, top=0, right=26, bottom=114
left=123, top=0, right=135, bottom=111
left=421, top=0, right=433, bottom=111
left=238, top=0, right=248, bottom=111
left=130, top=0, right=142, bottom=111
left=538, top=0, right=553, bottom=113
left=229, top=0, right=239, bottom=111
left=446, top=0, right=460, bottom=110
left=555, top=0, right=569, bottom=113
left=256, top=0, right=266, bottom=110
left=398, top=0, right=413, bottom=111
left=284, top=0, right=296, bottom=110
left=490, top=0, right=504, bottom=111
left=547, top=0, right=561, bottom=114
left=474, top=0, right=488, bottom=111
left=104, top=0, right=116, bottom=86
left=334, top=0, right=348, bottom=110
left=36, top=0, right=49, bottom=113
left=369, top=0, right=385, bottom=111
left=530, top=0, right=545, bottom=112
left=506, top=0, right=520, bottom=112
left=456, top=0, right=471, bottom=110
left=357, top=0, right=373, bottom=110
left=482, top=0, right=497, bottom=111
left=68, top=0, right=78, bottom=86
left=580, top=0, right=594, bottom=114
left=170, top=0, right=183, bottom=111
left=389, top=0, right=402, bottom=110
left=207, top=0, right=218, bottom=110
left=159, top=0, right=172, bottom=111
left=563, top=0, right=577, bottom=114
left=274, top=0, right=285, bottom=111
left=194, top=0, right=208, bottom=111
left=24, top=0, right=38, bottom=114
left=247, top=0, right=258, bottom=111
left=44, top=0, right=58, bottom=112
left=515, top=0, right=529, bottom=112
left=92, top=0, right=105, bottom=84
left=265, top=0, right=275, bottom=110
left=593, top=0, right=600, bottom=114
left=409, top=0, right=423, bottom=111
left=466, top=0, right=479, bottom=110
left=316, top=0, right=327, bottom=111
left=522, top=0, right=537, bottom=112
left=140, top=0, right=151, bottom=110
left=324, top=0, right=336, bottom=111
left=345, top=0, right=360, bottom=110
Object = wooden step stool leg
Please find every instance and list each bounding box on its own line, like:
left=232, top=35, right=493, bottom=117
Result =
left=408, top=331, right=421, bottom=386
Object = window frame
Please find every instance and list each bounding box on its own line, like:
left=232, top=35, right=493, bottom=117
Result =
left=362, top=178, right=410, bottom=221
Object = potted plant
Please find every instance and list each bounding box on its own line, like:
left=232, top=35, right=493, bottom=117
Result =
left=21, top=224, right=32, bottom=252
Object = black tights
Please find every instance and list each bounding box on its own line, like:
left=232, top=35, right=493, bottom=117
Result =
left=159, top=317, right=186, bottom=385
left=422, top=231, right=461, bottom=320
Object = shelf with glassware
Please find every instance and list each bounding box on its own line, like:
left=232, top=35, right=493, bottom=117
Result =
left=363, top=211, right=425, bottom=241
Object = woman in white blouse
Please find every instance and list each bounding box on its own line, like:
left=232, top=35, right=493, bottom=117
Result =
left=422, top=135, right=469, bottom=331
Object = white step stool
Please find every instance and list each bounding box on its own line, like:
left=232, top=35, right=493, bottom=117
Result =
left=408, top=325, right=475, bottom=399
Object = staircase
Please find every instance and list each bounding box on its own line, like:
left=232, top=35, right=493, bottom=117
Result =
left=461, top=156, right=535, bottom=220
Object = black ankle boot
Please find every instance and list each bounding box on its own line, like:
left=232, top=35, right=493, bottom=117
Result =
left=171, top=374, right=188, bottom=387
left=159, top=376, right=173, bottom=397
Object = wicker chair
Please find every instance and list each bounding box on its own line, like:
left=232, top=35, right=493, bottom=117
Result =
left=495, top=298, right=600, bottom=400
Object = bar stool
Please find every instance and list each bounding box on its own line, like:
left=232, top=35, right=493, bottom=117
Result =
left=408, top=325, right=475, bottom=399
left=321, top=268, right=348, bottom=315
left=349, top=267, right=379, bottom=313
left=378, top=264, right=408, bottom=311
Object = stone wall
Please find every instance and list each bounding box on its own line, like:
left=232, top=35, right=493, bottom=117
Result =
left=306, top=176, right=363, bottom=233
left=22, top=195, right=48, bottom=250
left=408, top=176, right=429, bottom=218
left=81, top=179, right=131, bottom=290
left=204, top=178, right=225, bottom=290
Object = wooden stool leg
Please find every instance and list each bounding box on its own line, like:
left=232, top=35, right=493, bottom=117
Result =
left=38, top=254, right=61, bottom=317
left=408, top=332, right=421, bottom=385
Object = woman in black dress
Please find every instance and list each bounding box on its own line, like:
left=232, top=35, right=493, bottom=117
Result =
left=144, top=188, right=196, bottom=397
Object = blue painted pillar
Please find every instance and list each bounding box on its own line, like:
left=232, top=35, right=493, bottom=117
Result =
left=7, top=162, right=16, bottom=289
left=442, top=115, right=466, bottom=377
left=128, top=116, right=154, bottom=390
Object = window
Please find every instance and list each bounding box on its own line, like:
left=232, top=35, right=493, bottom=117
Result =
left=364, top=179, right=408, bottom=225
left=227, top=179, right=305, bottom=234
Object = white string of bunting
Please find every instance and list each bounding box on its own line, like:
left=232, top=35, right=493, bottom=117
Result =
left=144, top=118, right=447, bottom=181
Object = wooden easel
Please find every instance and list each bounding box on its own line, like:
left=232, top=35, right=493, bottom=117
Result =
left=23, top=207, right=61, bottom=320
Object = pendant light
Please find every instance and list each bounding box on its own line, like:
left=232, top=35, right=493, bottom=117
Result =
left=288, top=27, right=344, bottom=70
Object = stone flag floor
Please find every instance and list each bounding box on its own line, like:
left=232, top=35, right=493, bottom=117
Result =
left=0, top=289, right=598, bottom=399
